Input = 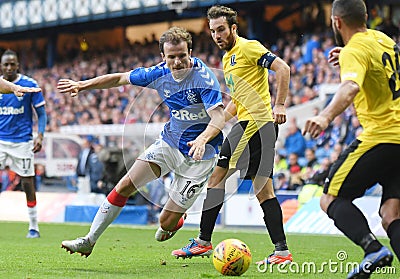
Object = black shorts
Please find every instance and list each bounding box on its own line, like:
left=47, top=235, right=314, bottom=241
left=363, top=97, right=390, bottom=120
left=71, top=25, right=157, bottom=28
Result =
left=324, top=140, right=400, bottom=206
left=217, top=121, right=277, bottom=179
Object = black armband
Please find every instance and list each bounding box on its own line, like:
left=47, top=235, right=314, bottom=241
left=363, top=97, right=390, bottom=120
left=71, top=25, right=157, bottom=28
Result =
left=257, top=52, right=277, bottom=69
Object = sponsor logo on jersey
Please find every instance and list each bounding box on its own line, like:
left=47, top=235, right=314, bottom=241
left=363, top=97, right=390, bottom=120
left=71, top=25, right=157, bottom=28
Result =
left=186, top=90, right=197, bottom=103
left=0, top=106, right=24, bottom=115
left=171, top=108, right=207, bottom=120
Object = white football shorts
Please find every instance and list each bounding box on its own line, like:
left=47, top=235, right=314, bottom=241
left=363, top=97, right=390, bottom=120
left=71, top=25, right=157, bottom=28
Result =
left=0, top=140, right=35, bottom=177
left=138, top=139, right=216, bottom=210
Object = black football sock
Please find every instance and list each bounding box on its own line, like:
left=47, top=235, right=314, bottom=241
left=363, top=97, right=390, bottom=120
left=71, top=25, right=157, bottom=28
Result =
left=387, top=219, right=400, bottom=260
left=261, top=198, right=287, bottom=250
left=327, top=198, right=382, bottom=255
left=198, top=188, right=225, bottom=242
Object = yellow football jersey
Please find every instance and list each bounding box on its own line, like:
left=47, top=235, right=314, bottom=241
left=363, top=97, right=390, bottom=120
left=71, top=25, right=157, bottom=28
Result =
left=222, top=36, right=273, bottom=122
left=339, top=29, right=400, bottom=143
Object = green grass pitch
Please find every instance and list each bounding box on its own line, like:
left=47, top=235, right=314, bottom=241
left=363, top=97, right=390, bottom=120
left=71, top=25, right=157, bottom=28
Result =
left=0, top=222, right=398, bottom=278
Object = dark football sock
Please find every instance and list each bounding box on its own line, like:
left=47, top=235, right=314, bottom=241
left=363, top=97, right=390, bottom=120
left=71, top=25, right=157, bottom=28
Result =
left=198, top=188, right=225, bottom=242
left=387, top=219, right=400, bottom=260
left=261, top=198, right=287, bottom=249
left=327, top=198, right=382, bottom=255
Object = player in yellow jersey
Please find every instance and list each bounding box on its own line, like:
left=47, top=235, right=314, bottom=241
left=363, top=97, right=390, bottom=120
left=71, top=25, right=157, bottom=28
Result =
left=172, top=5, right=293, bottom=265
left=303, top=0, right=399, bottom=278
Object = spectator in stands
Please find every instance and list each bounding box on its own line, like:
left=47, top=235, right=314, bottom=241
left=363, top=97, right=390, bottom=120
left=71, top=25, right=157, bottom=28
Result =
left=274, top=151, right=288, bottom=175
left=343, top=114, right=362, bottom=147
left=303, top=34, right=320, bottom=64
left=75, top=137, right=95, bottom=193
left=88, top=143, right=105, bottom=194
left=379, top=18, right=399, bottom=39
left=284, top=118, right=307, bottom=157
left=0, top=166, right=20, bottom=192
left=274, top=173, right=289, bottom=191
left=0, top=49, right=47, bottom=239
left=287, top=152, right=303, bottom=190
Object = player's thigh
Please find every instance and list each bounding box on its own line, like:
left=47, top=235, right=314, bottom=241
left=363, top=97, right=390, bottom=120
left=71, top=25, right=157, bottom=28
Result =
left=379, top=144, right=400, bottom=213
left=217, top=121, right=275, bottom=178
left=325, top=140, right=396, bottom=200
left=135, top=138, right=181, bottom=179
left=167, top=158, right=215, bottom=211
left=217, top=121, right=248, bottom=170
left=245, top=122, right=275, bottom=178
left=7, top=141, right=35, bottom=177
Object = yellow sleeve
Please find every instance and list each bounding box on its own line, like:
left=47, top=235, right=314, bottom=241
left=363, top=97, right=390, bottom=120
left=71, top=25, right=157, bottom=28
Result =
left=242, top=40, right=269, bottom=65
left=339, top=46, right=368, bottom=87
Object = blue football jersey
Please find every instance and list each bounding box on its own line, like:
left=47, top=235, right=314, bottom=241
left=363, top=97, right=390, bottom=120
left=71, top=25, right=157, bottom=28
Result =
left=128, top=57, right=223, bottom=159
left=0, top=74, right=45, bottom=142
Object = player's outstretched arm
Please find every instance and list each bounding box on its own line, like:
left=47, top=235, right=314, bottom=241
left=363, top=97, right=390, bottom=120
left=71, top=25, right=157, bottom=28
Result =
left=224, top=101, right=237, bottom=122
left=303, top=80, right=359, bottom=138
left=188, top=105, right=225, bottom=161
left=0, top=79, right=41, bottom=96
left=57, top=72, right=130, bottom=97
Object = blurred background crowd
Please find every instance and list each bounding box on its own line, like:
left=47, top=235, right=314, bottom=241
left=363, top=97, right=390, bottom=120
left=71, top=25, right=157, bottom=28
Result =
left=0, top=1, right=399, bottom=213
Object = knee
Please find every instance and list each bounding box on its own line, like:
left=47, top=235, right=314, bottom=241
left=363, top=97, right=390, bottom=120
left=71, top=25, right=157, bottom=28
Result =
left=381, top=212, right=400, bottom=231
left=207, top=167, right=227, bottom=189
left=320, top=194, right=335, bottom=213
left=380, top=199, right=400, bottom=231
left=115, top=175, right=136, bottom=196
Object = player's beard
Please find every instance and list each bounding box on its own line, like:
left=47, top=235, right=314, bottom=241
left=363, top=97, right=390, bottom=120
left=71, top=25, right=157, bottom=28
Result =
left=224, top=29, right=236, bottom=51
left=333, top=24, right=345, bottom=47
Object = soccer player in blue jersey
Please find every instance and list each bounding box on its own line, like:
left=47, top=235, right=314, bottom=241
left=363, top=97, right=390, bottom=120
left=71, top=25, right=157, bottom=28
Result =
left=59, top=27, right=225, bottom=257
left=0, top=49, right=47, bottom=238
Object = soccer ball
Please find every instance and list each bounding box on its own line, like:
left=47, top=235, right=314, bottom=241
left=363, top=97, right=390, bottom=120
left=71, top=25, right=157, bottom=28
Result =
left=212, top=238, right=252, bottom=276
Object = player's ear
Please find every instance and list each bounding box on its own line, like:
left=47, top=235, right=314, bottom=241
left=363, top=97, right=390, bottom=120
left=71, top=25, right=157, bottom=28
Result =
left=161, top=52, right=166, bottom=61
left=333, top=16, right=341, bottom=30
left=188, top=49, right=192, bottom=57
left=231, top=24, right=238, bottom=34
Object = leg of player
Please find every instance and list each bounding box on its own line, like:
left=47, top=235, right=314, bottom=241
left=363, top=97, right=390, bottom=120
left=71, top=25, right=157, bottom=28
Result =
left=61, top=160, right=160, bottom=257
left=22, top=176, right=40, bottom=238
left=321, top=194, right=393, bottom=278
left=380, top=198, right=400, bottom=260
left=154, top=198, right=187, bottom=242
left=172, top=167, right=234, bottom=259
left=254, top=177, right=292, bottom=265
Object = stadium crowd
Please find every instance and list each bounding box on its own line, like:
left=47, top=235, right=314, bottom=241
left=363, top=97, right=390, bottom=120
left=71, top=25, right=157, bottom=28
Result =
left=1, top=14, right=399, bottom=193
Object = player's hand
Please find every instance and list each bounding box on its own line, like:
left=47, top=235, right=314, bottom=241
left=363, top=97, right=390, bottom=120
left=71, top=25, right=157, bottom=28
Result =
left=273, top=104, right=287, bottom=124
left=328, top=47, right=342, bottom=67
left=302, top=115, right=330, bottom=138
left=33, top=136, right=43, bottom=153
left=187, top=138, right=207, bottom=161
left=57, top=79, right=80, bottom=97
left=13, top=85, right=41, bottom=97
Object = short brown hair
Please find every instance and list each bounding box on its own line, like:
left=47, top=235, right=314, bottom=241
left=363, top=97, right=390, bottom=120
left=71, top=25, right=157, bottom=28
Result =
left=159, top=27, right=192, bottom=54
left=207, top=5, right=238, bottom=28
